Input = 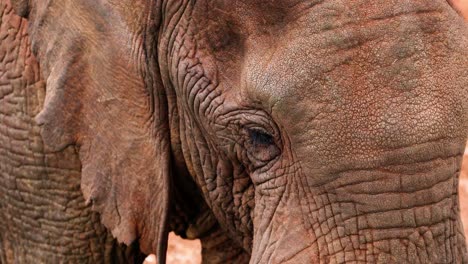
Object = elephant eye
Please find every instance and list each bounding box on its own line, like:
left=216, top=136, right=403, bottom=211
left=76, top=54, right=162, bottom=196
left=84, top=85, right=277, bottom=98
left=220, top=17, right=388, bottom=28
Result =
left=249, top=128, right=275, bottom=147
left=243, top=127, right=281, bottom=166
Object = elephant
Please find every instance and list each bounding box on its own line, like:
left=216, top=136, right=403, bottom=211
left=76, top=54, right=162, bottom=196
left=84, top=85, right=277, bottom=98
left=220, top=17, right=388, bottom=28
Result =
left=0, top=0, right=145, bottom=262
left=2, top=0, right=468, bottom=263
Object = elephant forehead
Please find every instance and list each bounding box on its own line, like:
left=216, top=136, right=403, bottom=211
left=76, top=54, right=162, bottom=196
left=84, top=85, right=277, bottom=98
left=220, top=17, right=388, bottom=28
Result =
left=242, top=0, right=460, bottom=97
left=197, top=0, right=452, bottom=35
left=240, top=3, right=468, bottom=158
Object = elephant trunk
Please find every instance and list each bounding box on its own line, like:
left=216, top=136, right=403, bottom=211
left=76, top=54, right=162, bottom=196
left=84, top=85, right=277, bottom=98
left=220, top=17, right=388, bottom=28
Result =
left=250, top=142, right=468, bottom=263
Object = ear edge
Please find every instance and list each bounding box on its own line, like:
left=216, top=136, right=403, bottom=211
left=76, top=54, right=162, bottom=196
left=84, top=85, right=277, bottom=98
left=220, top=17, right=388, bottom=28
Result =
left=35, top=109, right=77, bottom=151
left=76, top=131, right=172, bottom=258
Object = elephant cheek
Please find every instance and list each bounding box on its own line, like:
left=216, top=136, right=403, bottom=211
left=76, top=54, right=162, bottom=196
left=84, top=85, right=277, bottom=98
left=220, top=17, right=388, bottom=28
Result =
left=250, top=150, right=466, bottom=263
left=250, top=191, right=321, bottom=264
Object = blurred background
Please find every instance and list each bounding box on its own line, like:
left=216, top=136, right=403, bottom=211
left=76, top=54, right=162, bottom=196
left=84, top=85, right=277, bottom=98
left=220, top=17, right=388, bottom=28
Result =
left=161, top=2, right=468, bottom=263
left=461, top=146, right=468, bottom=243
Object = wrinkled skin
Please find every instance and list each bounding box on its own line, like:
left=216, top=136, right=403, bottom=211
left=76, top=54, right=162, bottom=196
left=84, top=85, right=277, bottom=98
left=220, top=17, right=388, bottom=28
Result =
left=5, top=0, right=468, bottom=263
left=0, top=0, right=145, bottom=262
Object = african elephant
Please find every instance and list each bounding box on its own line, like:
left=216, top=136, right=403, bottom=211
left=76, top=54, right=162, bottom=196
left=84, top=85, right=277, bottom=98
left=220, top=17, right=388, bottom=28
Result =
left=0, top=0, right=144, bottom=262
left=4, top=0, right=468, bottom=263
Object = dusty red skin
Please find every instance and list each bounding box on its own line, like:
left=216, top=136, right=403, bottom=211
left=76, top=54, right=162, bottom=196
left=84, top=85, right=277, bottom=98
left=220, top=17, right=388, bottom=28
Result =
left=161, top=143, right=468, bottom=264
left=0, top=0, right=144, bottom=262
left=3, top=0, right=468, bottom=263
left=163, top=143, right=468, bottom=264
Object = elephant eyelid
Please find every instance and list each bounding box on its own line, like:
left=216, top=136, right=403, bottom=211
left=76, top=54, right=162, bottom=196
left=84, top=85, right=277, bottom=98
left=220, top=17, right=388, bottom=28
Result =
left=241, top=125, right=282, bottom=170
left=248, top=128, right=275, bottom=146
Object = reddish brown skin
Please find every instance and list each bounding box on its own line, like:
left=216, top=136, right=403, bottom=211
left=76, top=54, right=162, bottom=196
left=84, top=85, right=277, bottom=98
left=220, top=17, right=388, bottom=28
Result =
left=4, top=0, right=468, bottom=263
left=0, top=0, right=145, bottom=262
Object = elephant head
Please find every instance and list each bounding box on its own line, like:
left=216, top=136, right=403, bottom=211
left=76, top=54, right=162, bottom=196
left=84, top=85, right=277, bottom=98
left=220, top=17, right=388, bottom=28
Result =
left=11, top=0, right=468, bottom=263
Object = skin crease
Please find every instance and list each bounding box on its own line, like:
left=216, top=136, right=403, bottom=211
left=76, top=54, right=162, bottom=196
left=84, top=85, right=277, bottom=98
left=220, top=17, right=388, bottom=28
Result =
left=0, top=0, right=145, bottom=263
left=6, top=0, right=468, bottom=263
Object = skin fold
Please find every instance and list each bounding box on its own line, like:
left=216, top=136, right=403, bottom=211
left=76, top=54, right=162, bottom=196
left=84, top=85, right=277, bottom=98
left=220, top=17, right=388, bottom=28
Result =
left=4, top=0, right=468, bottom=263
left=0, top=0, right=144, bottom=262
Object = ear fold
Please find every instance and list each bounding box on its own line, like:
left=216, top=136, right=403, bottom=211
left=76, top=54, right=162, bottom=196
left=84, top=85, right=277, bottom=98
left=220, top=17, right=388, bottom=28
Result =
left=29, top=1, right=170, bottom=262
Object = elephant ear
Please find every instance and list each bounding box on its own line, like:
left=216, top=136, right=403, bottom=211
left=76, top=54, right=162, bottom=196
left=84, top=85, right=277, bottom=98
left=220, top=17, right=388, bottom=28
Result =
left=27, top=0, right=170, bottom=261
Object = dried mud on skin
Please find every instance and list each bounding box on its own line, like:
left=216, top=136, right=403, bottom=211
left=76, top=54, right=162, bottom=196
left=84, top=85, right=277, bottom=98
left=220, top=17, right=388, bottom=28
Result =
left=164, top=145, right=468, bottom=264
left=1, top=0, right=466, bottom=263
left=165, top=2, right=468, bottom=261
left=8, top=0, right=468, bottom=262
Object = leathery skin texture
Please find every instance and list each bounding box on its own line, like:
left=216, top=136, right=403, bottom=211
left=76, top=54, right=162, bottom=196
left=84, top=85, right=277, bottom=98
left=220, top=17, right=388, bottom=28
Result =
left=0, top=1, right=144, bottom=263
left=4, top=0, right=468, bottom=263
left=159, top=0, right=468, bottom=262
